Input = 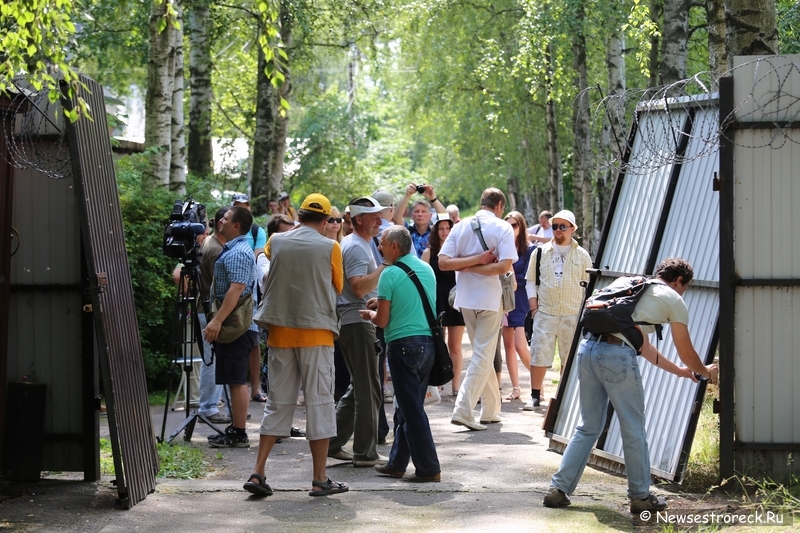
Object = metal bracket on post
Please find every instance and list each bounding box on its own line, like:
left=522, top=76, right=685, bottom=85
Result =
left=92, top=272, right=108, bottom=294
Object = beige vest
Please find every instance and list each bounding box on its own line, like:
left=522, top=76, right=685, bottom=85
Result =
left=261, top=225, right=340, bottom=336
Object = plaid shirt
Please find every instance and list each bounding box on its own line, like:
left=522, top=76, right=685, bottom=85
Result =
left=213, top=235, right=258, bottom=332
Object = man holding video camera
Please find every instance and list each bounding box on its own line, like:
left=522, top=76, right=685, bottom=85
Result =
left=203, top=206, right=259, bottom=447
left=393, top=183, right=446, bottom=258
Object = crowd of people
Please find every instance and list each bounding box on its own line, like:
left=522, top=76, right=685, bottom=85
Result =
left=193, top=184, right=719, bottom=511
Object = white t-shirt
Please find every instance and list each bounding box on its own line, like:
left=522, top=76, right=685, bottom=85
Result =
left=439, top=209, right=518, bottom=312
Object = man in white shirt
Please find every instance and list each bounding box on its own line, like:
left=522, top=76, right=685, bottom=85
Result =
left=439, top=188, right=518, bottom=431
left=527, top=210, right=553, bottom=244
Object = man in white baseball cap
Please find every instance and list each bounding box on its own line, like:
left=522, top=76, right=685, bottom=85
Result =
left=328, top=196, right=390, bottom=466
left=523, top=209, right=592, bottom=411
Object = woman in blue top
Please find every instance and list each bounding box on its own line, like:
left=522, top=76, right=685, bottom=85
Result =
left=502, top=211, right=534, bottom=401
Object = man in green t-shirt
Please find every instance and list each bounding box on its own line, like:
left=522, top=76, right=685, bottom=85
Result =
left=360, top=225, right=442, bottom=483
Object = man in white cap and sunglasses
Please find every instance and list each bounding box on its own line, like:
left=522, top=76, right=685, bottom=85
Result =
left=524, top=209, right=592, bottom=410
left=327, top=196, right=390, bottom=466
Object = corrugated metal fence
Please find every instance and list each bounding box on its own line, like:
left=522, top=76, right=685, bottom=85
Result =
left=546, top=95, right=719, bottom=482
left=62, top=76, right=158, bottom=508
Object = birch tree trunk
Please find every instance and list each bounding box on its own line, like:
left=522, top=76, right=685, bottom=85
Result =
left=571, top=0, right=592, bottom=243
left=660, top=0, right=688, bottom=86
left=596, top=27, right=627, bottom=250
left=706, top=0, right=728, bottom=82
left=544, top=43, right=561, bottom=212
left=726, top=0, right=778, bottom=58
left=145, top=0, right=178, bottom=186
left=169, top=1, right=186, bottom=195
left=187, top=0, right=213, bottom=176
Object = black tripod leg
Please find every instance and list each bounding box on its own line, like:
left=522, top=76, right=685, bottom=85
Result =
left=166, top=411, right=224, bottom=443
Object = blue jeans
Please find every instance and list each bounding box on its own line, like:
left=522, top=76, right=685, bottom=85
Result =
left=386, top=336, right=440, bottom=477
left=197, top=313, right=227, bottom=417
left=551, top=338, right=651, bottom=500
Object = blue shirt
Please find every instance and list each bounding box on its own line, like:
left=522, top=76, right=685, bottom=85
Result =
left=405, top=221, right=432, bottom=259
left=245, top=225, right=267, bottom=251
left=213, top=235, right=258, bottom=332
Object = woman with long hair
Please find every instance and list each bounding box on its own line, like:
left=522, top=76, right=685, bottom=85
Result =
left=422, top=214, right=465, bottom=395
left=324, top=207, right=344, bottom=242
left=502, top=211, right=534, bottom=401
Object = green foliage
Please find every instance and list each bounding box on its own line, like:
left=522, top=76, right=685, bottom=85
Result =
left=778, top=0, right=800, bottom=54
left=116, top=152, right=249, bottom=389
left=683, top=393, right=720, bottom=492
left=0, top=0, right=79, bottom=96
left=117, top=152, right=179, bottom=389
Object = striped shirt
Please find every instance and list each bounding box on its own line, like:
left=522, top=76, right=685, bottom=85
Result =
left=213, top=235, right=258, bottom=332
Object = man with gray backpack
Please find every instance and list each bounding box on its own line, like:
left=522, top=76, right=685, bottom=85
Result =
left=543, top=257, right=719, bottom=513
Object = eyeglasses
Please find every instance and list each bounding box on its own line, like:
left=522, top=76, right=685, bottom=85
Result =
left=328, top=217, right=342, bottom=224
left=552, top=223, right=571, bottom=231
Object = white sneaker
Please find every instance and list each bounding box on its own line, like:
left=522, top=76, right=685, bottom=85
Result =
left=523, top=397, right=536, bottom=411
left=424, top=386, right=441, bottom=406
left=353, top=454, right=389, bottom=467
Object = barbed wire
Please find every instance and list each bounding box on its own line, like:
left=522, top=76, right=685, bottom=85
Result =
left=0, top=78, right=72, bottom=180
left=586, top=57, right=800, bottom=176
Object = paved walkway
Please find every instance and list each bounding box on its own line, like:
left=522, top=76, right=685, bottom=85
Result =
left=0, top=342, right=741, bottom=532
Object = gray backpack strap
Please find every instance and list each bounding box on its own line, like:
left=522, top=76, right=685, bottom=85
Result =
left=470, top=217, right=488, bottom=251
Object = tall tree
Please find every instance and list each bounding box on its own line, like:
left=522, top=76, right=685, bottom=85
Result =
left=661, top=0, right=689, bottom=85
left=706, top=0, right=727, bottom=81
left=570, top=0, right=592, bottom=240
left=170, top=1, right=186, bottom=194
left=145, top=0, right=181, bottom=187
left=251, top=44, right=279, bottom=215
left=187, top=0, right=213, bottom=176
left=596, top=17, right=627, bottom=247
left=544, top=42, right=562, bottom=212
left=726, top=0, right=778, bottom=59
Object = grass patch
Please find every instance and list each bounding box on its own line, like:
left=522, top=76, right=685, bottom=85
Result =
left=99, top=437, right=210, bottom=479
left=682, top=391, right=720, bottom=492
left=149, top=390, right=168, bottom=407
left=723, top=474, right=800, bottom=516
left=99, top=438, right=116, bottom=475
left=156, top=442, right=209, bottom=479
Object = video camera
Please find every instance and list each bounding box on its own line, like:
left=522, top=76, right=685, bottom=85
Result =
left=162, top=198, right=207, bottom=259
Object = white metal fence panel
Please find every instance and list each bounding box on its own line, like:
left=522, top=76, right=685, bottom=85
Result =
left=549, top=96, right=720, bottom=481
left=600, top=110, right=687, bottom=273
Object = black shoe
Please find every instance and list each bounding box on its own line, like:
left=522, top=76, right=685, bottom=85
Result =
left=543, top=487, right=570, bottom=508
left=209, top=426, right=250, bottom=448
left=290, top=427, right=306, bottom=438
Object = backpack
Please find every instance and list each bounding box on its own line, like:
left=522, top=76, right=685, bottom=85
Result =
left=523, top=247, right=543, bottom=343
left=578, top=276, right=662, bottom=352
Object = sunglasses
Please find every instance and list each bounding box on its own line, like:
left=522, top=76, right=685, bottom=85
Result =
left=328, top=217, right=342, bottom=224
left=507, top=221, right=519, bottom=228
left=552, top=223, right=571, bottom=231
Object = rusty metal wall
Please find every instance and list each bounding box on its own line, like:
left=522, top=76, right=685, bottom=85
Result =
left=63, top=76, right=158, bottom=508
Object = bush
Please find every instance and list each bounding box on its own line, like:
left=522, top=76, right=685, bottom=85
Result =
left=116, top=154, right=180, bottom=389
left=115, top=155, right=249, bottom=389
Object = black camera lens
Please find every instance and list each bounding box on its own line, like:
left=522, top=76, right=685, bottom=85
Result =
left=416, top=185, right=426, bottom=194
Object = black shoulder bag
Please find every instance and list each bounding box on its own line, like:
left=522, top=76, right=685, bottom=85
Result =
left=393, top=261, right=454, bottom=387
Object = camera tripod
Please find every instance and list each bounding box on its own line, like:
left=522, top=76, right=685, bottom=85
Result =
left=158, top=257, right=228, bottom=444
